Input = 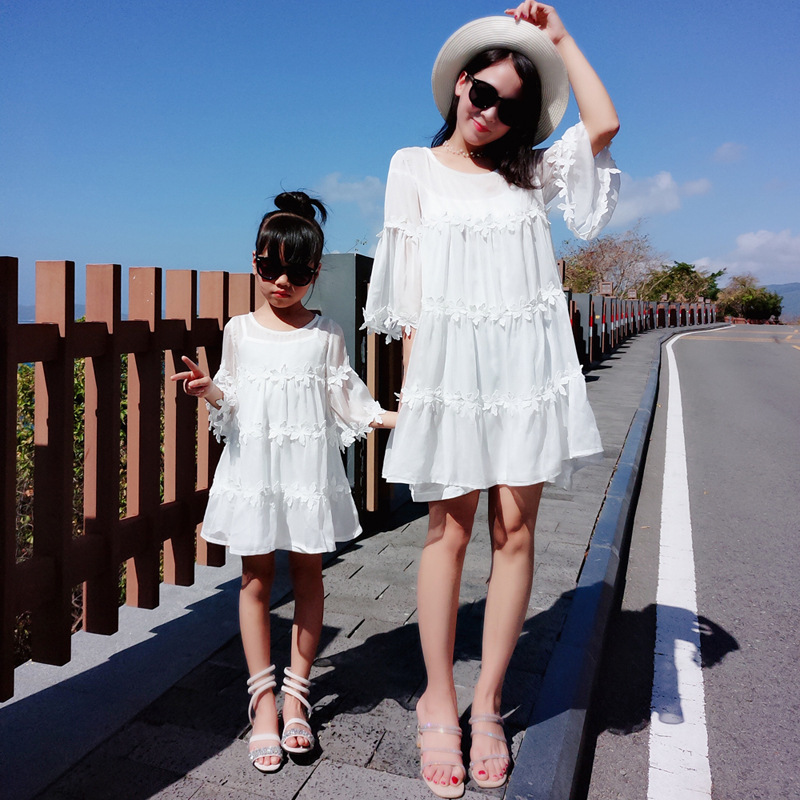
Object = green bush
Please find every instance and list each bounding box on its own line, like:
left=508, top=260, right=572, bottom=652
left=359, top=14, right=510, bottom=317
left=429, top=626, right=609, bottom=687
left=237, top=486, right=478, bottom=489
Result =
left=15, top=353, right=131, bottom=666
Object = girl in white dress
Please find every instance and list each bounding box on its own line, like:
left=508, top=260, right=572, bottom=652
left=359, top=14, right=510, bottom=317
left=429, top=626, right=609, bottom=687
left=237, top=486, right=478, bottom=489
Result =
left=172, top=191, right=396, bottom=772
left=364, top=4, right=619, bottom=796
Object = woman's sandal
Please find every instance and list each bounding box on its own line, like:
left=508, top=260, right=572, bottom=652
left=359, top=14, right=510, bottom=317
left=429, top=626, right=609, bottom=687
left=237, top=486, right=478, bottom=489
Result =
left=468, top=713, right=510, bottom=789
left=280, top=667, right=315, bottom=754
left=246, top=665, right=283, bottom=773
left=416, top=723, right=466, bottom=799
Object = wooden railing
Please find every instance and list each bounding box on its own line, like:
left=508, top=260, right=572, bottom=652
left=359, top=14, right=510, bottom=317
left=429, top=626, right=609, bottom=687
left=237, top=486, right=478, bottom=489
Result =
left=1, top=256, right=714, bottom=700
left=2, top=258, right=266, bottom=700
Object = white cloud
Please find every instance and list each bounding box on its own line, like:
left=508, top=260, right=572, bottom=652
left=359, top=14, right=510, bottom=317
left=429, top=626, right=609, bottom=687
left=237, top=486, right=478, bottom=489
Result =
left=611, top=172, right=711, bottom=226
left=682, top=178, right=712, bottom=196
left=713, top=142, right=746, bottom=163
left=315, top=173, right=385, bottom=217
left=697, top=228, right=800, bottom=285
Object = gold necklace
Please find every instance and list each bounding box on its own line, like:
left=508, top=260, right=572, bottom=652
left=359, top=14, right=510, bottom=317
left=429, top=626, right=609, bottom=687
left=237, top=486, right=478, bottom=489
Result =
left=443, top=139, right=485, bottom=159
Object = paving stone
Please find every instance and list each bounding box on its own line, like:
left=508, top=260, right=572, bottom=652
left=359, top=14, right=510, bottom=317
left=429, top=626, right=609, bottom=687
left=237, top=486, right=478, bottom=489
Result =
left=126, top=722, right=235, bottom=775
left=149, top=777, right=263, bottom=800
left=323, top=594, right=412, bottom=624
left=186, top=738, right=315, bottom=798
left=137, top=684, right=246, bottom=739
left=37, top=739, right=186, bottom=800
left=294, top=760, right=486, bottom=800
left=316, top=714, right=384, bottom=766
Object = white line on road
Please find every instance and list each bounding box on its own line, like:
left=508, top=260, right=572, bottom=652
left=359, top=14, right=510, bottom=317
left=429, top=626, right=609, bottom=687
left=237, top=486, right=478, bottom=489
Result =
left=648, top=333, right=713, bottom=799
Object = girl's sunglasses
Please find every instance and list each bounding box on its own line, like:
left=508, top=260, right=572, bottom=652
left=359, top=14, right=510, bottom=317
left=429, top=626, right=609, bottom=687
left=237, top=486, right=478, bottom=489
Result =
left=465, top=74, right=522, bottom=127
left=255, top=256, right=318, bottom=287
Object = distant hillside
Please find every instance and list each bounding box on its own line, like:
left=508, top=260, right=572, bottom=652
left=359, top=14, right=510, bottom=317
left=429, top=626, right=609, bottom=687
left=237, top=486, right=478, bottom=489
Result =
left=766, top=283, right=800, bottom=322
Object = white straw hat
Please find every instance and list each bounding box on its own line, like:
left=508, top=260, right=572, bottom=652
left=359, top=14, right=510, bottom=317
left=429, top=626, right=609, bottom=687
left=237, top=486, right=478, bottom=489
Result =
left=431, top=16, right=569, bottom=145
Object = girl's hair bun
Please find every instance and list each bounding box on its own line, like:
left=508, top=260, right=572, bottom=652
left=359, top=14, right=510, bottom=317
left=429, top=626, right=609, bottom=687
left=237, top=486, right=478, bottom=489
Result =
left=274, top=191, right=328, bottom=224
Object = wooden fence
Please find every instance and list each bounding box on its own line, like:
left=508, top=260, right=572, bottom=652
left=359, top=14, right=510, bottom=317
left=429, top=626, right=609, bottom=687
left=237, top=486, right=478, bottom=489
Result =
left=1, top=256, right=714, bottom=700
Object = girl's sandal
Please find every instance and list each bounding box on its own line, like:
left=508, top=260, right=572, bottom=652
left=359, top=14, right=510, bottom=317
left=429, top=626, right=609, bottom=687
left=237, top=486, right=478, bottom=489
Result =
left=468, top=714, right=510, bottom=789
left=280, top=667, right=315, bottom=754
left=246, top=665, right=283, bottom=773
left=416, top=723, right=466, bottom=799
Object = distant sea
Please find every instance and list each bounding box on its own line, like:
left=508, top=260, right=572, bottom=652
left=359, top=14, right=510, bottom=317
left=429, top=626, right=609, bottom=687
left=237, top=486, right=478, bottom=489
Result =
left=766, top=283, right=800, bottom=322
left=17, top=304, right=87, bottom=324
left=16, top=284, right=800, bottom=323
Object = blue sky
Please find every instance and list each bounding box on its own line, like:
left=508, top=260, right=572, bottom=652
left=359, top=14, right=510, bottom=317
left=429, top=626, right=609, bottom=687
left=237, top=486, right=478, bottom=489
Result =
left=3, top=0, right=799, bottom=307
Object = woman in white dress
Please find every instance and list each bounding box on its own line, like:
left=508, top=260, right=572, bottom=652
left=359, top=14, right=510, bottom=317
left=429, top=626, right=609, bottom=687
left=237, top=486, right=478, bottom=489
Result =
left=364, top=4, right=619, bottom=796
left=173, top=192, right=396, bottom=773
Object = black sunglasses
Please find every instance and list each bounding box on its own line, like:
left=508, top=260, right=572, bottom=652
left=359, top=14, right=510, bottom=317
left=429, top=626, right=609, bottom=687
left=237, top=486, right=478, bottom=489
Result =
left=255, top=256, right=318, bottom=287
left=466, top=74, right=522, bottom=127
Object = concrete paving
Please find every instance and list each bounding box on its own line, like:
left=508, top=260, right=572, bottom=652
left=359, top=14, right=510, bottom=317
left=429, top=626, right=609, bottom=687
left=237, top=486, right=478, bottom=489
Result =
left=2, top=326, right=688, bottom=800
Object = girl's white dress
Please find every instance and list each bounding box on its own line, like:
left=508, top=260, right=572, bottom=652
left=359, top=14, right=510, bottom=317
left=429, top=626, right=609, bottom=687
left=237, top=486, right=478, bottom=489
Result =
left=364, top=122, right=620, bottom=501
left=200, top=313, right=385, bottom=555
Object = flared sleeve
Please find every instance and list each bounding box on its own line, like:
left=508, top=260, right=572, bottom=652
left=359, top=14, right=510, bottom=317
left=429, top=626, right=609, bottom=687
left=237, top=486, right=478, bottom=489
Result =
left=325, top=322, right=386, bottom=449
left=363, top=149, right=423, bottom=340
left=206, top=318, right=239, bottom=443
left=541, top=121, right=621, bottom=240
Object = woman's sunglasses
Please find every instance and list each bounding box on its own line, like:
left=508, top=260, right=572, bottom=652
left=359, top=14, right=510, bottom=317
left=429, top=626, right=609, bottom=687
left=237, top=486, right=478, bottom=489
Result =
left=465, top=74, right=522, bottom=127
left=255, top=256, right=318, bottom=287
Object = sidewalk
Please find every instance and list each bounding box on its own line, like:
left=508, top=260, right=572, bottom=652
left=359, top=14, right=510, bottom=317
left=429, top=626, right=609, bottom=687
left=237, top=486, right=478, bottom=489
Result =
left=5, top=327, right=675, bottom=800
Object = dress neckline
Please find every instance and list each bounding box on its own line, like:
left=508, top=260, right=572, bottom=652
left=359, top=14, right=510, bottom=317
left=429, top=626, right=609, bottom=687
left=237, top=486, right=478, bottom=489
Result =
left=247, top=311, right=320, bottom=333
left=424, top=147, right=499, bottom=177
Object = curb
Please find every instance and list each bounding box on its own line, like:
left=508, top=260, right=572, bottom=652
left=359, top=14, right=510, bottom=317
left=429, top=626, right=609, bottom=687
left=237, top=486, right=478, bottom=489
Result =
left=506, top=327, right=722, bottom=800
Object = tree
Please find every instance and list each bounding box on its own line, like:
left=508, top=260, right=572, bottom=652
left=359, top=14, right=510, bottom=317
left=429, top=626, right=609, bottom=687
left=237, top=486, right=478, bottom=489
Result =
left=560, top=222, right=664, bottom=297
left=716, top=274, right=783, bottom=321
left=639, top=261, right=725, bottom=302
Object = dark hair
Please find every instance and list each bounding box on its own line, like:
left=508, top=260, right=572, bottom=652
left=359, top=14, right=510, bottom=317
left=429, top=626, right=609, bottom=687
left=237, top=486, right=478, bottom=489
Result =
left=432, top=49, right=543, bottom=190
left=255, top=191, right=328, bottom=266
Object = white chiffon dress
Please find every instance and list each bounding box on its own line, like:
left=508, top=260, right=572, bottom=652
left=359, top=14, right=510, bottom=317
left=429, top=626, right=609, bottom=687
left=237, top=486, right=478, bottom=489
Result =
left=364, top=122, right=620, bottom=501
left=200, top=313, right=385, bottom=555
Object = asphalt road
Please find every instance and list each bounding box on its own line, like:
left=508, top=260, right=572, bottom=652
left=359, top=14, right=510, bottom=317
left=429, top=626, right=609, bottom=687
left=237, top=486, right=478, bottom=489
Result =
left=577, top=325, right=800, bottom=800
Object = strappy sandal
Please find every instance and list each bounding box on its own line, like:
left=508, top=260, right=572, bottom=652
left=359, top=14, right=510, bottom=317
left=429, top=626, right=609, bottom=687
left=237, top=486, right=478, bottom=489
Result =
left=280, top=667, right=315, bottom=754
left=246, top=665, right=283, bottom=773
left=416, top=723, right=465, bottom=799
left=468, top=713, right=510, bottom=789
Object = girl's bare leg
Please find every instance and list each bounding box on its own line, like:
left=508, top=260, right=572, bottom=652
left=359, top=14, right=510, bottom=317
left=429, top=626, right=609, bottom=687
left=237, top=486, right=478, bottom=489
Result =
left=416, top=491, right=480, bottom=790
left=282, top=552, right=324, bottom=749
left=469, top=483, right=543, bottom=784
left=240, top=553, right=280, bottom=769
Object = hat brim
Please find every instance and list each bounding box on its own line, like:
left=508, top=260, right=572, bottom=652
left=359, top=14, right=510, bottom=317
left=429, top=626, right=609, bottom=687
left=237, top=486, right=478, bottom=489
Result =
left=431, top=16, right=569, bottom=146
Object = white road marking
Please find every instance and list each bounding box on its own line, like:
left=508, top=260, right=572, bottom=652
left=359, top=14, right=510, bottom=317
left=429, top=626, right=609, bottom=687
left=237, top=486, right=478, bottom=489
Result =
left=648, top=333, right=713, bottom=799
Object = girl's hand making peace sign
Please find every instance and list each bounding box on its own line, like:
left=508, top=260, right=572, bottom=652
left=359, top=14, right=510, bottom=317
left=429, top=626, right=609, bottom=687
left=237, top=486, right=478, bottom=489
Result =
left=171, top=356, right=223, bottom=406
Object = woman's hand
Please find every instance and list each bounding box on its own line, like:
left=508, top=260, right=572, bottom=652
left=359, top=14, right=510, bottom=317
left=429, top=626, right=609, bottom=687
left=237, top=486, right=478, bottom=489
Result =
left=505, top=2, right=568, bottom=46
left=171, top=355, right=223, bottom=406
left=507, top=1, right=619, bottom=154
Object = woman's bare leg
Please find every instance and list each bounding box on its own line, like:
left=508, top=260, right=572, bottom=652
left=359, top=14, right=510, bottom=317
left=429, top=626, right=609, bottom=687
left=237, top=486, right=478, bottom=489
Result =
left=282, top=552, right=324, bottom=749
left=416, top=490, right=480, bottom=790
left=470, top=483, right=543, bottom=784
left=240, top=553, right=280, bottom=769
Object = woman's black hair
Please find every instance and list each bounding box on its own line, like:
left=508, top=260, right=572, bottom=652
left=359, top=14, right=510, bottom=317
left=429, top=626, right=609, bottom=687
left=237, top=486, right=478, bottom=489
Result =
left=255, top=191, right=328, bottom=266
left=432, top=48, right=543, bottom=190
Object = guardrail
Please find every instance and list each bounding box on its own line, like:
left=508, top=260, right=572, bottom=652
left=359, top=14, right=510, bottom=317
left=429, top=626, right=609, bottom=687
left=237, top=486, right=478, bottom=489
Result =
left=1, top=256, right=715, bottom=699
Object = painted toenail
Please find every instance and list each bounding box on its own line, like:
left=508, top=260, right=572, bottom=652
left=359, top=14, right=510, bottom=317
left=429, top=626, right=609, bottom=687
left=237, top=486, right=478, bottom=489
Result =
left=451, top=776, right=459, bottom=784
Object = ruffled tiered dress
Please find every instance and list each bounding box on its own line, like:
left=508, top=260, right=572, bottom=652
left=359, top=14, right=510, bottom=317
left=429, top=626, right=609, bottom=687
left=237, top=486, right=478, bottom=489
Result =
left=364, top=122, right=620, bottom=501
left=200, top=313, right=385, bottom=555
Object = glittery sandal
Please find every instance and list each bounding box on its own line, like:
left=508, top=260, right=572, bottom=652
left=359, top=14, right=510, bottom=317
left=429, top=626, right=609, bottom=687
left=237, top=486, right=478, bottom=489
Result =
left=246, top=665, right=283, bottom=773
left=468, top=714, right=510, bottom=789
left=416, top=722, right=466, bottom=798
left=280, top=667, right=315, bottom=754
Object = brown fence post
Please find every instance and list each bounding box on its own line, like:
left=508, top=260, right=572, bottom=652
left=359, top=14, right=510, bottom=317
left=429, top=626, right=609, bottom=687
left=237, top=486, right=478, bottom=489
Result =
left=195, top=272, right=229, bottom=568
left=82, top=264, right=123, bottom=634
left=125, top=267, right=163, bottom=608
left=31, top=261, right=75, bottom=666
left=163, top=270, right=198, bottom=586
left=0, top=258, right=19, bottom=699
